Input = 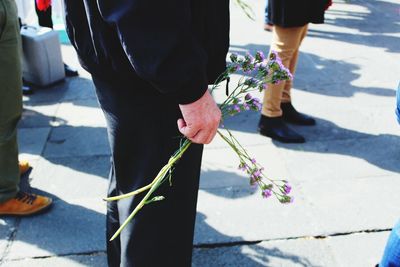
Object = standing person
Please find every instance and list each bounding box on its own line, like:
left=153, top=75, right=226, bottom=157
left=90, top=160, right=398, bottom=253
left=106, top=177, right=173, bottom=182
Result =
left=264, top=0, right=273, bottom=31
left=34, top=0, right=79, bottom=77
left=258, top=0, right=331, bottom=143
left=63, top=0, right=229, bottom=266
left=377, top=83, right=400, bottom=267
left=0, top=0, right=52, bottom=215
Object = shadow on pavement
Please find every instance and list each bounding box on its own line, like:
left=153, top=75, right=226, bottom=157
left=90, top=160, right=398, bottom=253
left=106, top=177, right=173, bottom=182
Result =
left=0, top=173, right=106, bottom=264
left=229, top=43, right=396, bottom=98
left=316, top=0, right=400, bottom=53
left=221, top=110, right=400, bottom=174
left=194, top=213, right=319, bottom=267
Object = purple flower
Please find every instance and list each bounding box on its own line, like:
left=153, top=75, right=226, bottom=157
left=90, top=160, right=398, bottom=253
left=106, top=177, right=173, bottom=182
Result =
left=244, top=78, right=257, bottom=87
left=279, top=195, right=294, bottom=204
left=251, top=158, right=257, bottom=164
left=255, top=51, right=265, bottom=62
left=244, top=53, right=255, bottom=64
left=245, top=93, right=253, bottom=101
left=238, top=162, right=248, bottom=171
left=252, top=169, right=261, bottom=179
left=230, top=53, right=238, bottom=63
left=227, top=64, right=239, bottom=74
left=234, top=105, right=241, bottom=112
left=283, top=183, right=292, bottom=195
left=269, top=50, right=278, bottom=61
left=262, top=189, right=272, bottom=198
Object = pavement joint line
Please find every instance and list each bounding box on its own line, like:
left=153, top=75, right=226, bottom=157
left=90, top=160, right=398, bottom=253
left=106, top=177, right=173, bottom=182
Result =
left=0, top=218, right=21, bottom=266
left=24, top=96, right=98, bottom=106
left=4, top=250, right=107, bottom=262
left=40, top=153, right=111, bottom=160
left=193, top=227, right=393, bottom=249
left=40, top=103, right=64, bottom=158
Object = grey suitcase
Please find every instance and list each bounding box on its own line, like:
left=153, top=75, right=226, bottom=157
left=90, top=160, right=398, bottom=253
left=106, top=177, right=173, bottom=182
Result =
left=21, top=25, right=65, bottom=87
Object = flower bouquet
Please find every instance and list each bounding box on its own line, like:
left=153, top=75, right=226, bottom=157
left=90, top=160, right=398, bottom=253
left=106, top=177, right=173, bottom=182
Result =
left=105, top=51, right=293, bottom=241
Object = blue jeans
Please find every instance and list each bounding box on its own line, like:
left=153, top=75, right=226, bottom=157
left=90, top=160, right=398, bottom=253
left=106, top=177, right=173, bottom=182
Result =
left=380, top=220, right=400, bottom=267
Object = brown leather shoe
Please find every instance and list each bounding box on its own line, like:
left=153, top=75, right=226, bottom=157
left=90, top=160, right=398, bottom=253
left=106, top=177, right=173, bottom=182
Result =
left=0, top=192, right=52, bottom=216
left=19, top=161, right=30, bottom=175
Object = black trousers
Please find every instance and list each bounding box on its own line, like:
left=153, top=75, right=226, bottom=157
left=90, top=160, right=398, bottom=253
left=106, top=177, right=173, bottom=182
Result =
left=34, top=1, right=53, bottom=28
left=92, top=74, right=203, bottom=267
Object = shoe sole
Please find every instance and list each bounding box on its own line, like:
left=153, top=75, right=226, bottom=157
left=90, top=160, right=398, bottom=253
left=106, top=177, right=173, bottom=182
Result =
left=0, top=199, right=53, bottom=216
left=258, top=128, right=306, bottom=143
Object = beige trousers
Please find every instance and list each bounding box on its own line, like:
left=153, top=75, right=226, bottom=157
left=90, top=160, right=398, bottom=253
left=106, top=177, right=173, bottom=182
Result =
left=262, top=24, right=308, bottom=117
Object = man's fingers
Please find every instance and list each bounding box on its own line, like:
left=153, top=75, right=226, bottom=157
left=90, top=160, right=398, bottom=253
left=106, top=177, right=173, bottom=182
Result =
left=177, top=118, right=199, bottom=139
left=189, top=130, right=208, bottom=144
left=189, top=129, right=215, bottom=144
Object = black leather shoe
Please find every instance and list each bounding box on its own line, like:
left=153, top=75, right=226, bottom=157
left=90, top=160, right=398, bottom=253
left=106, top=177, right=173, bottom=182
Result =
left=258, top=115, right=305, bottom=143
left=64, top=64, right=79, bottom=77
left=281, top=102, right=316, bottom=125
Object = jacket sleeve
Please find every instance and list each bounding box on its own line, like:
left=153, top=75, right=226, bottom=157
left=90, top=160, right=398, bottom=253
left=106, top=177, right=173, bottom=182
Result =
left=96, top=0, right=208, bottom=104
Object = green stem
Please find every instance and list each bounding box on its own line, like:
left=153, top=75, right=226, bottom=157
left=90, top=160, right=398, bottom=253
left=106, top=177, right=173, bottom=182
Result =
left=109, top=139, right=192, bottom=240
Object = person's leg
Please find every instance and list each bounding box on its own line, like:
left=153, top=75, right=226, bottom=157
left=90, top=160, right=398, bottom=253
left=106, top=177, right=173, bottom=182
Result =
left=264, top=0, right=273, bottom=31
left=258, top=25, right=308, bottom=143
left=0, top=0, right=52, bottom=215
left=279, top=24, right=315, bottom=126
left=281, top=24, right=308, bottom=104
left=34, top=0, right=53, bottom=28
left=379, top=220, right=400, bottom=267
left=262, top=25, right=306, bottom=118
left=93, top=75, right=203, bottom=267
left=0, top=0, right=23, bottom=203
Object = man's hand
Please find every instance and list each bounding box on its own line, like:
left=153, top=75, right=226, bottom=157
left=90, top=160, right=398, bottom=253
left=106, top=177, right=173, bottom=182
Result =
left=177, top=90, right=221, bottom=144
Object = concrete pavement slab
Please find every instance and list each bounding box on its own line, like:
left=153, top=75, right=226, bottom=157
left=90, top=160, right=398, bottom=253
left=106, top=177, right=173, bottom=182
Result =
left=193, top=231, right=391, bottom=267
left=23, top=77, right=97, bottom=106
left=20, top=103, right=60, bottom=129
left=300, top=175, right=400, bottom=234
left=194, top=188, right=316, bottom=244
left=0, top=218, right=18, bottom=260
left=28, top=157, right=108, bottom=201
left=6, top=198, right=105, bottom=260
left=279, top=135, right=400, bottom=182
left=43, top=126, right=109, bottom=158
left=18, top=127, right=51, bottom=161
left=202, top=142, right=289, bottom=187
left=55, top=99, right=106, bottom=128
left=193, top=238, right=335, bottom=267
left=327, top=231, right=390, bottom=267
left=4, top=253, right=107, bottom=267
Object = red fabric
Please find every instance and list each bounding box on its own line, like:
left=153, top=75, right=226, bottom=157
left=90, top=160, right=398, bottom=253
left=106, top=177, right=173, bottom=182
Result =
left=36, top=0, right=52, bottom=11
left=325, top=0, right=333, bottom=10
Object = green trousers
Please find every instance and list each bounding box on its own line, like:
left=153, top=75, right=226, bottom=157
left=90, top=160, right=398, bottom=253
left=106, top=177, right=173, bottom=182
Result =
left=0, top=0, right=22, bottom=203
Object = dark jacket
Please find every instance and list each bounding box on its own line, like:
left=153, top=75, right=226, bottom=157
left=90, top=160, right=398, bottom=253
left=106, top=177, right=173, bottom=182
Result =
left=63, top=0, right=230, bottom=104
left=268, top=0, right=329, bottom=27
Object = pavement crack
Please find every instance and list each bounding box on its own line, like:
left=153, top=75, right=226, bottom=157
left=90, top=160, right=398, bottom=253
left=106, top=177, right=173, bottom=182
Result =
left=194, top=228, right=392, bottom=249
left=0, top=218, right=21, bottom=266
left=5, top=250, right=106, bottom=262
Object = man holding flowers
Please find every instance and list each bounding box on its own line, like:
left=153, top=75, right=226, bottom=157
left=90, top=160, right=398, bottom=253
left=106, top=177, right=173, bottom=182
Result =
left=63, top=0, right=229, bottom=266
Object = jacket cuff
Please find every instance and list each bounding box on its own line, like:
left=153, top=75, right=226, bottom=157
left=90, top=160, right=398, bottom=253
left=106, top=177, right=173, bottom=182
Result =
left=171, top=72, right=209, bottom=105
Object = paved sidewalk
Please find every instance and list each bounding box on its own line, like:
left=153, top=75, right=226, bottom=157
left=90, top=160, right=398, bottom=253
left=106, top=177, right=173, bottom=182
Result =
left=1, top=0, right=399, bottom=266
